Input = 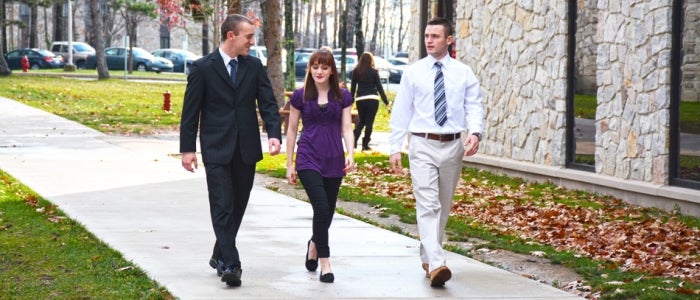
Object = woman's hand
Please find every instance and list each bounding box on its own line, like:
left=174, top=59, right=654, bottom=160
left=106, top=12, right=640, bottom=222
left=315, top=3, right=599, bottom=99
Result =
left=286, top=168, right=297, bottom=185
left=343, top=156, right=356, bottom=173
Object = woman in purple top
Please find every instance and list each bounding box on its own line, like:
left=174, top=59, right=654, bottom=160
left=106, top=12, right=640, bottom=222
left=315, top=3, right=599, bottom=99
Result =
left=285, top=49, right=355, bottom=283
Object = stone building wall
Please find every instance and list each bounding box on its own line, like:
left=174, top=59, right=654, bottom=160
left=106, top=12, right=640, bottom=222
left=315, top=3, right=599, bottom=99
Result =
left=407, top=0, right=680, bottom=187
left=455, top=1, right=570, bottom=167
left=594, top=1, right=672, bottom=184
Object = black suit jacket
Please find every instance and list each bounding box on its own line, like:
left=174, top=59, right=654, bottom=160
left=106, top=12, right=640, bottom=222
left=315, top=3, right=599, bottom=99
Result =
left=180, top=50, right=282, bottom=165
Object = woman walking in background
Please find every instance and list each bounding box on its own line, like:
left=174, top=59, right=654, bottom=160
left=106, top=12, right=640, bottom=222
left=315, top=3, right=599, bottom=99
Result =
left=285, top=49, right=356, bottom=283
left=351, top=52, right=390, bottom=151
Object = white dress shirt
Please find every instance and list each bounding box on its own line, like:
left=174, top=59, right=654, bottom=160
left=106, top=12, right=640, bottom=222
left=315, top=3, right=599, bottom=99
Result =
left=219, top=48, right=238, bottom=72
left=388, top=55, right=484, bottom=155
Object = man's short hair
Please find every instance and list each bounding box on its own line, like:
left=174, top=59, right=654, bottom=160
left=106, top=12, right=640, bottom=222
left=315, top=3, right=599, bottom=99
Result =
left=221, top=14, right=254, bottom=41
left=427, top=17, right=454, bottom=37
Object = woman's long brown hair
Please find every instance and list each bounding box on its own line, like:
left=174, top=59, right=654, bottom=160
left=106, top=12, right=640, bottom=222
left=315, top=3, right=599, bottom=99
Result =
left=303, top=49, right=343, bottom=103
left=351, top=52, right=376, bottom=83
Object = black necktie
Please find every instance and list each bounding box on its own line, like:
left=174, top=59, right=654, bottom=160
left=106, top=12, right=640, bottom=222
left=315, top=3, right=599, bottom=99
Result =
left=229, top=59, right=238, bottom=88
left=434, top=61, right=447, bottom=126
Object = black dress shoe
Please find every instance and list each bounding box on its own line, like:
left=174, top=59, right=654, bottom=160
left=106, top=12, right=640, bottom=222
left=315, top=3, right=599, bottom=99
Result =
left=305, top=240, right=318, bottom=271
left=220, top=265, right=242, bottom=287
left=320, top=271, right=334, bottom=283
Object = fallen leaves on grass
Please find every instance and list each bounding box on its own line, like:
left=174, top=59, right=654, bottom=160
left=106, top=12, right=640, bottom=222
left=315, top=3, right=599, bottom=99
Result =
left=345, top=162, right=700, bottom=283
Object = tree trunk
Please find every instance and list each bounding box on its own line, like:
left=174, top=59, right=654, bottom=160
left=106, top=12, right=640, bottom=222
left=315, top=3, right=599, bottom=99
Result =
left=227, top=0, right=241, bottom=14
left=397, top=0, right=404, bottom=52
left=0, top=10, right=11, bottom=76
left=30, top=4, right=38, bottom=48
left=370, top=0, right=380, bottom=53
left=353, top=0, right=363, bottom=54
left=304, top=1, right=311, bottom=47
left=1, top=0, right=7, bottom=53
left=284, top=0, right=295, bottom=92
left=344, top=0, right=356, bottom=48
left=261, top=0, right=284, bottom=107
left=89, top=0, right=109, bottom=79
left=318, top=0, right=326, bottom=47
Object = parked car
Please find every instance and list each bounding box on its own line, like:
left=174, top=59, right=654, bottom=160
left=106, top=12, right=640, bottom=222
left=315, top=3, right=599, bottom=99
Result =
left=248, top=45, right=267, bottom=67
left=374, top=56, right=403, bottom=83
left=151, top=48, right=200, bottom=74
left=334, top=54, right=358, bottom=81
left=86, top=47, right=173, bottom=72
left=393, top=51, right=408, bottom=59
left=294, top=52, right=313, bottom=80
left=3, top=48, right=64, bottom=70
left=388, top=57, right=409, bottom=68
left=50, top=41, right=95, bottom=69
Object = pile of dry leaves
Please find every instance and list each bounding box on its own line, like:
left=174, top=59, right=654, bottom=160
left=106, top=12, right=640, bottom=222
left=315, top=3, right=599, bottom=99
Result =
left=345, top=162, right=700, bottom=283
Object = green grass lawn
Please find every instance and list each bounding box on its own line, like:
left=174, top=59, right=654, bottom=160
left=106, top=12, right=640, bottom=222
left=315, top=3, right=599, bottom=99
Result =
left=0, top=171, right=173, bottom=299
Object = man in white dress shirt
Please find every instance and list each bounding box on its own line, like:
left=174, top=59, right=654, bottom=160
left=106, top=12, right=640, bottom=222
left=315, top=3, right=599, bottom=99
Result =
left=388, top=17, right=484, bottom=287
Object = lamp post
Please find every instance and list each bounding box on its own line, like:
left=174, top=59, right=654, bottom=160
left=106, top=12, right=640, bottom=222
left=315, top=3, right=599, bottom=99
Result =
left=64, top=0, right=76, bottom=71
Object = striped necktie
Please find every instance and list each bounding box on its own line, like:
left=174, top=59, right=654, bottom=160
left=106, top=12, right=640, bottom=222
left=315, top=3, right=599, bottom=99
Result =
left=434, top=61, right=447, bottom=126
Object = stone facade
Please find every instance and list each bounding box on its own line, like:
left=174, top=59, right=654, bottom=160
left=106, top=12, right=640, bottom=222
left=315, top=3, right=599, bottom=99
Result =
left=454, top=1, right=571, bottom=168
left=594, top=1, right=673, bottom=184
left=405, top=0, right=699, bottom=211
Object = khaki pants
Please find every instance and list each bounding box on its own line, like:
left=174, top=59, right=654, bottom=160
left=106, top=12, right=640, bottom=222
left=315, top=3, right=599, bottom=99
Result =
left=408, top=135, right=464, bottom=272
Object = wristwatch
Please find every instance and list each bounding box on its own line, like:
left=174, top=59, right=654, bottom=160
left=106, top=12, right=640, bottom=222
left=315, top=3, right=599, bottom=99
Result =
left=471, top=132, right=482, bottom=141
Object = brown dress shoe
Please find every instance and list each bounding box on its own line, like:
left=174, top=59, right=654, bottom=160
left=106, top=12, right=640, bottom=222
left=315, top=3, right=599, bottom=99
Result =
left=421, top=263, right=429, bottom=278
left=429, top=266, right=452, bottom=287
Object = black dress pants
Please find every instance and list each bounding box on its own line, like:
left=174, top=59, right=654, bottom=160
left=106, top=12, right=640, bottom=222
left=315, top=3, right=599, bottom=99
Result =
left=205, top=147, right=256, bottom=268
left=297, top=169, right=342, bottom=258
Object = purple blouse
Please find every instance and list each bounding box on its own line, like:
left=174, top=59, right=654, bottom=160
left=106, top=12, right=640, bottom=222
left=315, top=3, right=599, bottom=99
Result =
left=290, top=87, right=354, bottom=178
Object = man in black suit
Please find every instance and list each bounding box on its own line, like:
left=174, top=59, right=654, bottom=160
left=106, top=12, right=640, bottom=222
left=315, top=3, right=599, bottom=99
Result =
left=179, top=14, right=282, bottom=287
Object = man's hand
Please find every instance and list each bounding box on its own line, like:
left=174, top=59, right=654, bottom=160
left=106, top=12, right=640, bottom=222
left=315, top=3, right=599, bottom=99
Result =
left=181, top=152, right=198, bottom=172
left=464, top=135, right=480, bottom=156
left=389, top=152, right=403, bottom=174
left=269, top=138, right=281, bottom=155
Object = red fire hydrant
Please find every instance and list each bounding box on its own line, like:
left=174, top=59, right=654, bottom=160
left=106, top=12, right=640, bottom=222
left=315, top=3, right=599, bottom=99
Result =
left=163, top=90, right=171, bottom=112
left=21, top=55, right=29, bottom=72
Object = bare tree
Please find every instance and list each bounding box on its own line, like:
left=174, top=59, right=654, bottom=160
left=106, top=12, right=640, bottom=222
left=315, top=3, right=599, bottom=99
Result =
left=353, top=0, right=363, bottom=54
left=261, top=0, right=284, bottom=107
left=317, top=0, right=326, bottom=47
left=0, top=0, right=10, bottom=75
left=304, top=0, right=311, bottom=47
left=396, top=0, right=404, bottom=51
left=228, top=0, right=241, bottom=14
left=284, top=0, right=295, bottom=91
left=89, top=0, right=109, bottom=79
left=119, top=0, right=156, bottom=73
left=369, top=0, right=380, bottom=53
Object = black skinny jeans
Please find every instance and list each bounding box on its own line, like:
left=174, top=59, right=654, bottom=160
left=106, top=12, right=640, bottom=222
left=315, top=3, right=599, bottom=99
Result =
left=353, top=99, right=380, bottom=142
left=297, top=169, right=342, bottom=258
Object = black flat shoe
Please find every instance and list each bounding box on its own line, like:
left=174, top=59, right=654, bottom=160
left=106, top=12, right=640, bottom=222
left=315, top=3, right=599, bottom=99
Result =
left=305, top=240, right=318, bottom=271
left=320, top=271, right=334, bottom=283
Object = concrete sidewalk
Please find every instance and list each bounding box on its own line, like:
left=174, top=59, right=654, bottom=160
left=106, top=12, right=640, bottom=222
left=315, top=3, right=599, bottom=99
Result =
left=0, top=96, right=581, bottom=299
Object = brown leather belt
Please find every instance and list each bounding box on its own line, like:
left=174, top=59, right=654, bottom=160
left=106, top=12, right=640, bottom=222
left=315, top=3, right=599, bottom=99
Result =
left=412, top=132, right=461, bottom=142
